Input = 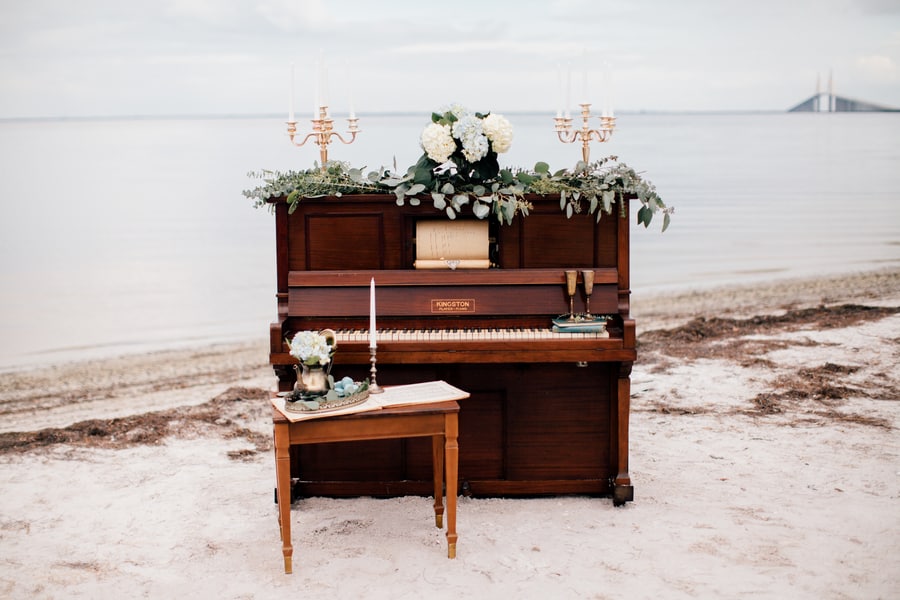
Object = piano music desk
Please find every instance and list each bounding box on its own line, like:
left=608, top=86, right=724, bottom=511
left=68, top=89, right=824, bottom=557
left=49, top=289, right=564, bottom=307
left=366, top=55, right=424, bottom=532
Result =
left=273, top=401, right=460, bottom=574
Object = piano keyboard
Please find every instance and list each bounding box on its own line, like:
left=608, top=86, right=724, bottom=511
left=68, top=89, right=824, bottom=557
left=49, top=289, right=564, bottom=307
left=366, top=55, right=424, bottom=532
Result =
left=333, top=327, right=609, bottom=342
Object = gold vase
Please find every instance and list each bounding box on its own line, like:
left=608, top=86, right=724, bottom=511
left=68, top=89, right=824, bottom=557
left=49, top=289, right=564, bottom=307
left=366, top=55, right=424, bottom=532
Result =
left=294, top=363, right=330, bottom=396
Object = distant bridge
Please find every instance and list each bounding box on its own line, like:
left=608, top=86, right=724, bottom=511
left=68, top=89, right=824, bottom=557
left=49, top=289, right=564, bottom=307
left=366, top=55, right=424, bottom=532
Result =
left=789, top=93, right=898, bottom=112
left=789, top=71, right=898, bottom=112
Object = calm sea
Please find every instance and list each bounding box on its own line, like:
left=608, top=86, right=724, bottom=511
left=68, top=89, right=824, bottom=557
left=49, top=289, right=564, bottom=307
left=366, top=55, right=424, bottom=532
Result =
left=1, top=112, right=898, bottom=370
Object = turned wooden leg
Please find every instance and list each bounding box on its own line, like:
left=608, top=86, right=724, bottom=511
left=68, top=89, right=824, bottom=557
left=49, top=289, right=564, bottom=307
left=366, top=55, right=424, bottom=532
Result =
left=274, top=421, right=293, bottom=574
left=445, top=413, right=459, bottom=558
left=432, top=434, right=445, bottom=528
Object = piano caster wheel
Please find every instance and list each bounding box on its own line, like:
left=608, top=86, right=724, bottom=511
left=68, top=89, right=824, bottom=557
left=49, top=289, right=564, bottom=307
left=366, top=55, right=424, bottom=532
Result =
left=612, top=484, right=634, bottom=506
left=576, top=361, right=588, bottom=368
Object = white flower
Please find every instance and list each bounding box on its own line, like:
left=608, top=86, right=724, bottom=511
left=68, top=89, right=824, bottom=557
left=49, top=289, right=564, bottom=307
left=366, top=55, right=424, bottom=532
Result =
left=444, top=103, right=469, bottom=119
left=289, top=331, right=332, bottom=366
left=420, top=123, right=455, bottom=163
left=452, top=115, right=489, bottom=162
left=482, top=113, right=513, bottom=153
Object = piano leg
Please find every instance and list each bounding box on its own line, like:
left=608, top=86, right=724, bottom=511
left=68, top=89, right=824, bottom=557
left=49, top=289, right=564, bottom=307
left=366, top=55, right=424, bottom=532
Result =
left=613, top=362, right=634, bottom=506
left=274, top=419, right=294, bottom=573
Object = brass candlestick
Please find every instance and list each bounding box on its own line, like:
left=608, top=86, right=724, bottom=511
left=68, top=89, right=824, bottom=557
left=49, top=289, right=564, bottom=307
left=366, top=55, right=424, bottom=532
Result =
left=582, top=269, right=595, bottom=318
left=368, top=346, right=384, bottom=394
left=553, top=103, right=615, bottom=163
left=287, top=105, right=360, bottom=172
left=565, top=270, right=578, bottom=321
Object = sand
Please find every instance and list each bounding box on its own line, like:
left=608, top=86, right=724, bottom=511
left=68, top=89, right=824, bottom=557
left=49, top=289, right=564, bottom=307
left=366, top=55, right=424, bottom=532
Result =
left=0, top=268, right=898, bottom=599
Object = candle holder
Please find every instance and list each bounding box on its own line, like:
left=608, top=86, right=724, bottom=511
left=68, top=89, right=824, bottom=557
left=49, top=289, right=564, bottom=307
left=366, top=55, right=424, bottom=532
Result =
left=554, top=103, right=615, bottom=164
left=287, top=105, right=360, bottom=172
left=368, top=346, right=384, bottom=394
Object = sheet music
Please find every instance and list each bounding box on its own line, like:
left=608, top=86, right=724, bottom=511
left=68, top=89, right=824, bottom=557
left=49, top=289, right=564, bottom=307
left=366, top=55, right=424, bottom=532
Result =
left=415, top=221, right=489, bottom=268
left=373, top=380, right=470, bottom=408
left=272, top=380, right=469, bottom=422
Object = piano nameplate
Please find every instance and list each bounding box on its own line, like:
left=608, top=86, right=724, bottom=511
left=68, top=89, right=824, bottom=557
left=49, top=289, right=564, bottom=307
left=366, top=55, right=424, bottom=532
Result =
left=431, top=299, right=475, bottom=313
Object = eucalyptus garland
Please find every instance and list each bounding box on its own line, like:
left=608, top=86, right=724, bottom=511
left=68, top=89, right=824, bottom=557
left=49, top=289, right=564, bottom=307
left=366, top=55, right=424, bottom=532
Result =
left=244, top=155, right=672, bottom=231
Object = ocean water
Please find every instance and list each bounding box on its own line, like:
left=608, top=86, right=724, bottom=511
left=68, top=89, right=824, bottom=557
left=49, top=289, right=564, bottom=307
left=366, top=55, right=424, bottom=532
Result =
left=1, top=112, right=898, bottom=370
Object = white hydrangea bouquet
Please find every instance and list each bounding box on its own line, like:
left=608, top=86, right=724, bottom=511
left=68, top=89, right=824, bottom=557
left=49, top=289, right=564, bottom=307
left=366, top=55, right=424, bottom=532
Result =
left=288, top=330, right=334, bottom=366
left=420, top=103, right=513, bottom=173
left=376, top=103, right=530, bottom=222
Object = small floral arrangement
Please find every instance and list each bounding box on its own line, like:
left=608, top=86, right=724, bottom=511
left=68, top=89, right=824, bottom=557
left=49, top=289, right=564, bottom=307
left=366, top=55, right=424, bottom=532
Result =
left=288, top=330, right=334, bottom=366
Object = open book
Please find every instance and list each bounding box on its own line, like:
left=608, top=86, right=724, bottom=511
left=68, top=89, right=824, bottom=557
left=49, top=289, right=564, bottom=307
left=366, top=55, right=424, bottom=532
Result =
left=272, top=380, right=470, bottom=422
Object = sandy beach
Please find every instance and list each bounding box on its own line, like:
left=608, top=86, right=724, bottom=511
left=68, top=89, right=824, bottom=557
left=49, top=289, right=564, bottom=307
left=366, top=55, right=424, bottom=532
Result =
left=1, top=268, right=898, bottom=599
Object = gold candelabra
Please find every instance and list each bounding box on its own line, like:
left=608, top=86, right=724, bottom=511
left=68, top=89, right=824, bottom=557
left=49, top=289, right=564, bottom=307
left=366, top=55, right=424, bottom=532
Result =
left=287, top=106, right=360, bottom=171
left=554, top=103, right=615, bottom=163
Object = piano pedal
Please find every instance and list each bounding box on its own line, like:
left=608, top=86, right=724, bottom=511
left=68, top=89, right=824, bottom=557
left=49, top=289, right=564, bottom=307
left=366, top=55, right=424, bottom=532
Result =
left=460, top=480, right=472, bottom=498
left=274, top=480, right=300, bottom=504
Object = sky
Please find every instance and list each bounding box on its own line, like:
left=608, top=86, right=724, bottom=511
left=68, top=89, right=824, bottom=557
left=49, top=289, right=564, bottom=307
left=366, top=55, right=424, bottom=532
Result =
left=1, top=0, right=899, bottom=118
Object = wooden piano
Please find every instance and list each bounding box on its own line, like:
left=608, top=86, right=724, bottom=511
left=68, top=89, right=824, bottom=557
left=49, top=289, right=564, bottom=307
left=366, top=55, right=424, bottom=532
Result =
left=268, top=193, right=636, bottom=505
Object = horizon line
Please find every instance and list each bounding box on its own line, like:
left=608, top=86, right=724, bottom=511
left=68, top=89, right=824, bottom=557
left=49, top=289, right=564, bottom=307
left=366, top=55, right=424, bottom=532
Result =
left=0, top=108, right=854, bottom=123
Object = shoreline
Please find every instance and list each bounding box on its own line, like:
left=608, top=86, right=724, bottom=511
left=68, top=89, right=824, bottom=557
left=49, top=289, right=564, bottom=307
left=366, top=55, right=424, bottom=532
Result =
left=1, top=267, right=897, bottom=435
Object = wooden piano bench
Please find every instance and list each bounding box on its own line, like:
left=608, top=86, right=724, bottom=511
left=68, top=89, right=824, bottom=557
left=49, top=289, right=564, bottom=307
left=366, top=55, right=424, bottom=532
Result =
left=272, top=401, right=460, bottom=574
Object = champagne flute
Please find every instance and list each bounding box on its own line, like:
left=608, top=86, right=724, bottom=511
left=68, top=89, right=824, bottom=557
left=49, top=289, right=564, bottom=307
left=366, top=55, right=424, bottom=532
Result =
left=582, top=269, right=595, bottom=319
left=565, top=270, right=578, bottom=321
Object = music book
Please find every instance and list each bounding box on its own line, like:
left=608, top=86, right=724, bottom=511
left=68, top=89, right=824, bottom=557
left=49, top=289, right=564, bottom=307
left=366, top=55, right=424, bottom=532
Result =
left=414, top=220, right=490, bottom=269
left=272, top=380, right=469, bottom=422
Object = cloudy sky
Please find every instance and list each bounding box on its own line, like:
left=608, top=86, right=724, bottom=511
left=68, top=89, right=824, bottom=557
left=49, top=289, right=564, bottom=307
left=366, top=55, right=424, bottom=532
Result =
left=1, top=0, right=898, bottom=118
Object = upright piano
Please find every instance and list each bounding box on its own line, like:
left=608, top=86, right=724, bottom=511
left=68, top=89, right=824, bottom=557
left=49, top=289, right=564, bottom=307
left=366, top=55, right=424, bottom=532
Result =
left=268, top=193, right=636, bottom=505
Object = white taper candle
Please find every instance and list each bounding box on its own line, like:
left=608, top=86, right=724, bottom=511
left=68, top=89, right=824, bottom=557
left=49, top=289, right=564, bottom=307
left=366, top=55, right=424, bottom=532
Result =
left=289, top=63, right=295, bottom=122
left=369, top=277, right=376, bottom=348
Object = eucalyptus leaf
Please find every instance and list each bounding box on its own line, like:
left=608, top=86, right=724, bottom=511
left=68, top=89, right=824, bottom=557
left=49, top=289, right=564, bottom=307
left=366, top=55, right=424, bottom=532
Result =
left=503, top=199, right=516, bottom=224
left=452, top=193, right=469, bottom=207
left=637, top=205, right=651, bottom=227
left=602, top=190, right=615, bottom=213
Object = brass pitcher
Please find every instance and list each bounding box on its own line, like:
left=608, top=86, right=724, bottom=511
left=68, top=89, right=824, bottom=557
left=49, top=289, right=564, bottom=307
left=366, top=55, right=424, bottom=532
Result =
left=293, top=329, right=336, bottom=396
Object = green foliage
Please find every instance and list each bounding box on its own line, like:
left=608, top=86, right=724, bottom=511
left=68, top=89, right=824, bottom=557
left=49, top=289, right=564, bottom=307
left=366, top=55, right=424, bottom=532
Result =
left=244, top=155, right=673, bottom=230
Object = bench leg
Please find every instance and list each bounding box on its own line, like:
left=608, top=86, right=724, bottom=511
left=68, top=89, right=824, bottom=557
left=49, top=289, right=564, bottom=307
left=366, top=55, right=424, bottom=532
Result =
left=445, top=413, right=459, bottom=558
left=274, top=421, right=293, bottom=574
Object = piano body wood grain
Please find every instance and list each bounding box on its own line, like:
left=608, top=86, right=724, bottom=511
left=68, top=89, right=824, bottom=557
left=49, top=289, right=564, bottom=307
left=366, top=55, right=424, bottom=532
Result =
left=267, top=193, right=635, bottom=505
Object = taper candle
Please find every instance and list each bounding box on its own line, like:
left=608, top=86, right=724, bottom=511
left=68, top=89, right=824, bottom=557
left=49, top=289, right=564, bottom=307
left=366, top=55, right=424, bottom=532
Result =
left=369, top=277, right=376, bottom=348
left=289, top=63, right=295, bottom=122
